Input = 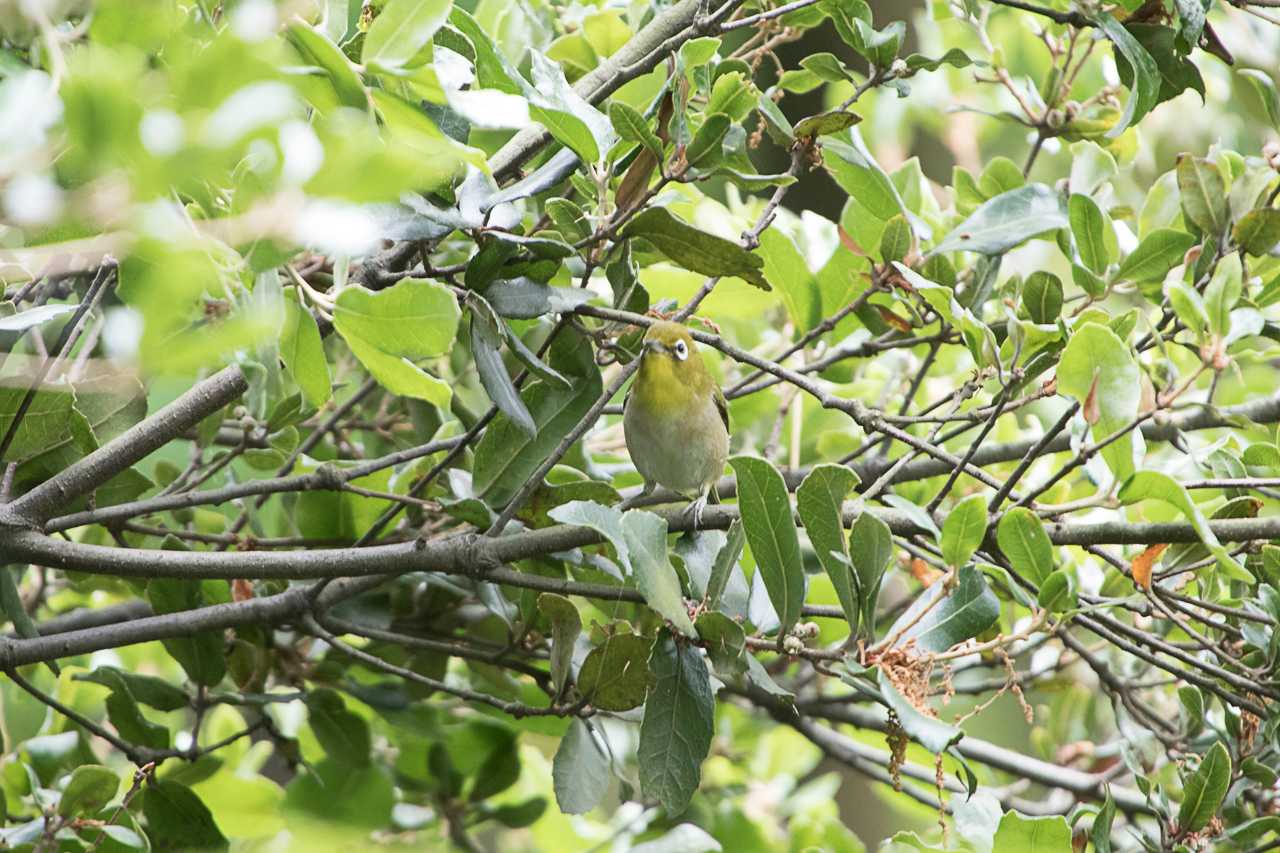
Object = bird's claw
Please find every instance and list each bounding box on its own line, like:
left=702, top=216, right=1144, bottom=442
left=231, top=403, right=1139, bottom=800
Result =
left=684, top=495, right=708, bottom=529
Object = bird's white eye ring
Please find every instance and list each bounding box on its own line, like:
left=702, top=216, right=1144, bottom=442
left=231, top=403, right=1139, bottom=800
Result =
left=674, top=340, right=688, bottom=360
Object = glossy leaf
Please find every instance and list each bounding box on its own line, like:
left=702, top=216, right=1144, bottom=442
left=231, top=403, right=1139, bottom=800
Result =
left=888, top=565, right=999, bottom=653
left=1056, top=324, right=1140, bottom=481
left=730, top=456, right=805, bottom=635
left=362, top=0, right=452, bottom=71
left=940, top=494, right=987, bottom=568
left=1115, top=228, right=1195, bottom=283
left=577, top=632, right=654, bottom=711
left=1098, top=14, right=1161, bottom=137
left=638, top=630, right=715, bottom=816
left=538, top=593, right=582, bottom=697
left=796, top=464, right=861, bottom=626
left=552, top=719, right=609, bottom=815
left=996, top=508, right=1053, bottom=585
left=1177, top=741, right=1231, bottom=833
left=931, top=184, right=1068, bottom=256
left=623, top=208, right=769, bottom=289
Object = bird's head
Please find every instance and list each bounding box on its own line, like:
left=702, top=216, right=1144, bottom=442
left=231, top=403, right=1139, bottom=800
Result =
left=642, top=321, right=700, bottom=372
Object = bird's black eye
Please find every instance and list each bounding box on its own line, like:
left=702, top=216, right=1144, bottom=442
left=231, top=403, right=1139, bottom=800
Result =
left=674, top=340, right=688, bottom=360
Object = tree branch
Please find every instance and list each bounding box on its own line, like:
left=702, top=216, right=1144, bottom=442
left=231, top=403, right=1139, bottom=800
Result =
left=4, top=364, right=248, bottom=524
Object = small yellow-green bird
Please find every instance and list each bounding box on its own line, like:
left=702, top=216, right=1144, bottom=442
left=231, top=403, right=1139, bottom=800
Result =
left=623, top=320, right=729, bottom=525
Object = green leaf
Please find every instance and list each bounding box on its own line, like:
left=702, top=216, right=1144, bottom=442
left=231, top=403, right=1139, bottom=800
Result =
left=147, top=580, right=226, bottom=687
left=695, top=610, right=747, bottom=677
left=0, top=568, right=45, bottom=671
left=95, top=667, right=169, bottom=750
left=1022, top=271, right=1063, bottom=324
left=1179, top=685, right=1205, bottom=736
left=1036, top=569, right=1077, bottom=613
left=549, top=501, right=696, bottom=636
left=888, top=565, right=999, bottom=653
left=992, top=811, right=1072, bottom=850
left=800, top=52, right=854, bottom=82
left=286, top=21, right=367, bottom=109
left=280, top=292, right=331, bottom=408
left=622, top=208, right=769, bottom=290
left=341, top=328, right=452, bottom=407
left=578, top=631, right=653, bottom=711
left=793, top=110, right=861, bottom=140
left=1097, top=14, right=1161, bottom=138
left=527, top=52, right=615, bottom=164
left=58, top=766, right=120, bottom=817
left=680, top=36, right=721, bottom=68
left=705, top=518, right=745, bottom=611
left=470, top=311, right=535, bottom=438
left=729, top=456, right=805, bottom=636
left=1118, top=471, right=1253, bottom=581
left=333, top=279, right=459, bottom=358
left=362, top=0, right=452, bottom=72
left=537, top=593, right=582, bottom=697
left=877, top=670, right=961, bottom=753
left=796, top=464, right=861, bottom=627
left=849, top=511, right=893, bottom=638
left=0, top=303, right=76, bottom=332
left=1177, top=741, right=1231, bottom=833
left=1091, top=786, right=1116, bottom=853
left=1233, top=208, right=1280, bottom=256
left=305, top=688, right=371, bottom=768
left=1167, top=281, right=1209, bottom=339
left=469, top=743, right=520, bottom=802
left=552, top=718, right=609, bottom=815
left=638, top=630, right=715, bottom=816
left=75, top=667, right=188, bottom=712
left=686, top=113, right=731, bottom=166
left=979, top=157, right=1024, bottom=198
left=996, top=508, right=1054, bottom=585
left=1240, top=68, right=1280, bottom=131
left=142, top=781, right=228, bottom=852
left=472, top=338, right=601, bottom=507
left=624, top=511, right=697, bottom=637
left=1069, top=194, right=1111, bottom=275
left=333, top=279, right=458, bottom=406
left=904, top=47, right=978, bottom=72
left=757, top=228, right=819, bottom=332
left=931, top=184, right=1067, bottom=256
left=1176, top=154, right=1228, bottom=236
left=940, top=494, right=987, bottom=568
left=1115, top=228, right=1195, bottom=283
left=283, top=759, right=394, bottom=830
left=878, top=214, right=913, bottom=264
left=1056, top=324, right=1140, bottom=481
left=609, top=101, right=663, bottom=160
left=484, top=279, right=591, bottom=319
left=1204, top=253, right=1242, bottom=339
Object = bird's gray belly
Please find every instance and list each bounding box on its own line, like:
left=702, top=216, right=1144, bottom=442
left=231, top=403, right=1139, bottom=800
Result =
left=624, top=396, right=727, bottom=495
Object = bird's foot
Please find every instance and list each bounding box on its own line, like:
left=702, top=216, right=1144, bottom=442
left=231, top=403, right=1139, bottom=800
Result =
left=620, top=482, right=656, bottom=511
left=683, top=495, right=709, bottom=529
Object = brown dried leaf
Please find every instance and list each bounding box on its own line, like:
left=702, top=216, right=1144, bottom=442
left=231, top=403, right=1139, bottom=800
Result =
left=876, top=305, right=914, bottom=333
left=1131, top=543, right=1169, bottom=590
left=909, top=558, right=942, bottom=587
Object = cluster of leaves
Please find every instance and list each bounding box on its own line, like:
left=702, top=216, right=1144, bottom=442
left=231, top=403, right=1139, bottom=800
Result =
left=2, top=0, right=1280, bottom=851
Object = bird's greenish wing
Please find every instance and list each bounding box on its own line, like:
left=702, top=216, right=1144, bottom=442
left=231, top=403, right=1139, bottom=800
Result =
left=714, top=383, right=729, bottom=433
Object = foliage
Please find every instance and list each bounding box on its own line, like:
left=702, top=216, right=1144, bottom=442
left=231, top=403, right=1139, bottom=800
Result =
left=2, top=0, right=1280, bottom=851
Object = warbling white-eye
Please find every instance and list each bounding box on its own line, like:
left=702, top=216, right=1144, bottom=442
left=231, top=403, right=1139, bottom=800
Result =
left=623, top=320, right=729, bottom=525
